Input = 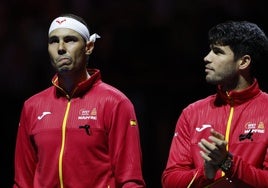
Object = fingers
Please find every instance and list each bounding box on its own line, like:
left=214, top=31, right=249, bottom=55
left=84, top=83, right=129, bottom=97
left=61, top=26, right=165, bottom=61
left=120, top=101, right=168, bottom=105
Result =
left=210, top=128, right=225, bottom=140
left=199, top=150, right=211, bottom=161
left=208, top=136, right=227, bottom=149
left=208, top=129, right=227, bottom=149
left=198, top=129, right=229, bottom=165
left=198, top=142, right=220, bottom=165
left=199, top=138, right=217, bottom=153
left=198, top=139, right=222, bottom=160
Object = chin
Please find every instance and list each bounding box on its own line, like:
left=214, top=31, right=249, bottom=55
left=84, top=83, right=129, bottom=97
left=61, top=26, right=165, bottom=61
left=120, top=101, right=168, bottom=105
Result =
left=57, top=68, right=72, bottom=75
left=206, top=77, right=218, bottom=85
left=58, top=66, right=71, bottom=72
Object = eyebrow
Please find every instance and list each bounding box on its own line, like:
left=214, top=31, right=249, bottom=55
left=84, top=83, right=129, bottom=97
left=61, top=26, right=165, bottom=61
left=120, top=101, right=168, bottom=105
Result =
left=211, top=45, right=225, bottom=53
left=48, top=35, right=80, bottom=42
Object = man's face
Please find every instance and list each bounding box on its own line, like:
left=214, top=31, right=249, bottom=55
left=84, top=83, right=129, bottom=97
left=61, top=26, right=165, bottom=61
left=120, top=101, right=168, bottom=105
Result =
left=48, top=28, right=87, bottom=74
left=203, top=44, right=239, bottom=87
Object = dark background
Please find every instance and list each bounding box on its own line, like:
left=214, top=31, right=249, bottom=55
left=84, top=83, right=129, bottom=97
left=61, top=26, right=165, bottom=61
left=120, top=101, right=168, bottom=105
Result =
left=1, top=0, right=268, bottom=187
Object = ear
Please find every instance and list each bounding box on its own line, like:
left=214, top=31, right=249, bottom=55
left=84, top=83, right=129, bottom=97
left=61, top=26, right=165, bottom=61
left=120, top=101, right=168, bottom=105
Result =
left=239, top=55, right=251, bottom=70
left=85, top=41, right=94, bottom=55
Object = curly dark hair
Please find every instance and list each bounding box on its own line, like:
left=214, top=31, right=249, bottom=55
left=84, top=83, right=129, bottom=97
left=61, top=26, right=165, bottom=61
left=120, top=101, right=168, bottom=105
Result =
left=208, top=21, right=268, bottom=67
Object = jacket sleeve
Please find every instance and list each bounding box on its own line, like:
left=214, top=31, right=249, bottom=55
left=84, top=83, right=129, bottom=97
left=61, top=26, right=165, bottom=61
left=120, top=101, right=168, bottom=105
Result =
left=13, top=104, right=37, bottom=188
left=107, top=98, right=146, bottom=188
left=229, top=151, right=268, bottom=187
left=161, top=110, right=213, bottom=188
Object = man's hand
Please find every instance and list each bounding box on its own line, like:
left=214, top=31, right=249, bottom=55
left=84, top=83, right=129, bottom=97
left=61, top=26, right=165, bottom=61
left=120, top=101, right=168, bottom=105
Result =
left=198, top=129, right=228, bottom=179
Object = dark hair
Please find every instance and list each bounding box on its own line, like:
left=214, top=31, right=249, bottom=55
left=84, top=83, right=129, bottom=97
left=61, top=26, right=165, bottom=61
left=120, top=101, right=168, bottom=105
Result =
left=208, top=21, right=268, bottom=66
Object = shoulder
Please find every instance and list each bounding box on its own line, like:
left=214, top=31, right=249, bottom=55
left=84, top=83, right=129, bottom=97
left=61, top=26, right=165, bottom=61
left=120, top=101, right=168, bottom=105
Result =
left=183, top=94, right=216, bottom=112
left=96, top=82, right=129, bottom=98
left=24, top=86, right=54, bottom=105
left=257, top=90, right=268, bottom=101
left=92, top=82, right=133, bottom=105
left=259, top=90, right=268, bottom=97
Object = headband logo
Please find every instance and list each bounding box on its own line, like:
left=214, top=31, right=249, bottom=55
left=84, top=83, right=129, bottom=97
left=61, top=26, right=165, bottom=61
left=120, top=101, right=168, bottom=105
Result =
left=56, top=19, right=66, bottom=24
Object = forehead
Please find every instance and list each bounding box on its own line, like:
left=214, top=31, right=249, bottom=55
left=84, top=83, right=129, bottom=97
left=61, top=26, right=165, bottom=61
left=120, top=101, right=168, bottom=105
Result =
left=49, top=28, right=82, bottom=38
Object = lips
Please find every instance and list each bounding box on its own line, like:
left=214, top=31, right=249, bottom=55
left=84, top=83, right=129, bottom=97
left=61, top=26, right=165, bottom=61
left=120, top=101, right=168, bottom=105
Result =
left=56, top=56, right=71, bottom=65
left=205, top=66, right=213, bottom=72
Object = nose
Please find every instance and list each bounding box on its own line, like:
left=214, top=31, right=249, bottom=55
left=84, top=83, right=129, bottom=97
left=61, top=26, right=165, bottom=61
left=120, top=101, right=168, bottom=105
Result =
left=203, top=50, right=212, bottom=63
left=58, top=41, right=66, bottom=55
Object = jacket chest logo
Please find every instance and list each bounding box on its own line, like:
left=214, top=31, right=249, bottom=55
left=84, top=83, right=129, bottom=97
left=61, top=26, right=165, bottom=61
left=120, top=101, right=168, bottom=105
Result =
left=78, top=108, right=97, bottom=120
left=37, top=111, right=52, bottom=120
left=243, top=122, right=265, bottom=134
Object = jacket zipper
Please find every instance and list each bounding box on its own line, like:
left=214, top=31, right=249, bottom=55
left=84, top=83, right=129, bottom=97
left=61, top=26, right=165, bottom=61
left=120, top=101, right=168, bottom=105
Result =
left=59, top=101, right=71, bottom=188
left=222, top=92, right=234, bottom=176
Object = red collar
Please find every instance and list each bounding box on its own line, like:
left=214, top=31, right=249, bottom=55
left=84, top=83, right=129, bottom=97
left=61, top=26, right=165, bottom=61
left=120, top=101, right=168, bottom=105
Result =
left=215, top=79, right=261, bottom=106
left=52, top=69, right=101, bottom=98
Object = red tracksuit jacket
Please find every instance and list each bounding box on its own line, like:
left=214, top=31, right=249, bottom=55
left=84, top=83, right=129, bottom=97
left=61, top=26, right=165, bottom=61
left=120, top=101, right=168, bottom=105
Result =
left=162, top=79, right=268, bottom=188
left=13, top=69, right=145, bottom=188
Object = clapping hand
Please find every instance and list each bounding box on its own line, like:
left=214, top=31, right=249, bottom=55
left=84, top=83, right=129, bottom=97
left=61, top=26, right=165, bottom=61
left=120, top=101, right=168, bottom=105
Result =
left=198, top=129, right=228, bottom=179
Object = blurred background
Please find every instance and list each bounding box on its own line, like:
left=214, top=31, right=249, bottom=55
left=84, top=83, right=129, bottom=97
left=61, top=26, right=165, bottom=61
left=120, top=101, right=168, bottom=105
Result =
left=1, top=0, right=268, bottom=187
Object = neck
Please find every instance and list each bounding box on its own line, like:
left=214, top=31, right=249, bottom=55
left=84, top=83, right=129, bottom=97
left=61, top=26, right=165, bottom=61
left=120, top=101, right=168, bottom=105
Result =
left=221, top=76, right=254, bottom=92
left=58, top=69, right=90, bottom=95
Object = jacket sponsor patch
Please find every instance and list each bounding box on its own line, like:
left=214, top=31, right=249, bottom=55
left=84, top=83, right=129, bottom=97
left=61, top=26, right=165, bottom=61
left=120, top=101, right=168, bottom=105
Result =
left=244, top=122, right=265, bottom=133
left=78, top=108, right=97, bottom=120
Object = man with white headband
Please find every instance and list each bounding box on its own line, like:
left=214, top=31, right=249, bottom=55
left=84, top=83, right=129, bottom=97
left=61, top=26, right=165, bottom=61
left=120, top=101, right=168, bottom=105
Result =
left=13, top=13, right=146, bottom=188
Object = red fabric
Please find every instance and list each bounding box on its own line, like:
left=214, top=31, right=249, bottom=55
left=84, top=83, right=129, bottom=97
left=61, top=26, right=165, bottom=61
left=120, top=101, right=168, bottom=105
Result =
left=162, top=79, right=268, bottom=188
left=13, top=69, right=145, bottom=188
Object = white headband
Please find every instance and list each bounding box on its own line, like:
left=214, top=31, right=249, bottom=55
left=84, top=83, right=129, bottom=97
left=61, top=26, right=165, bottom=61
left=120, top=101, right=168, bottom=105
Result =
left=48, top=16, right=100, bottom=42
